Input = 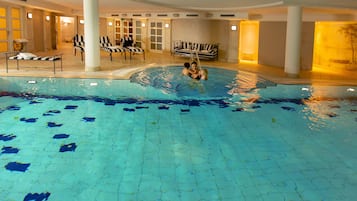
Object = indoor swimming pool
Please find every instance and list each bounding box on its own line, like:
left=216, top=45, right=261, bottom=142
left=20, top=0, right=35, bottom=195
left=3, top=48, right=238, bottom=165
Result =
left=0, top=66, right=356, bottom=201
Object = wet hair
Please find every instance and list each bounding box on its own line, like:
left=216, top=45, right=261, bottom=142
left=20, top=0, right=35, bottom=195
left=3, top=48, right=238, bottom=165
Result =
left=184, top=62, right=190, bottom=68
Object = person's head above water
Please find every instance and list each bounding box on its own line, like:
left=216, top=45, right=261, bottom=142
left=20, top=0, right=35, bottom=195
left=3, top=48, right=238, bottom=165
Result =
left=184, top=62, right=190, bottom=68
left=191, top=61, right=198, bottom=69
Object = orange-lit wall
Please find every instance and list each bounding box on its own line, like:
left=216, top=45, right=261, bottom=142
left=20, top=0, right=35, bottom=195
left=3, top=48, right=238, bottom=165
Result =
left=239, top=21, right=259, bottom=63
left=313, top=21, right=357, bottom=69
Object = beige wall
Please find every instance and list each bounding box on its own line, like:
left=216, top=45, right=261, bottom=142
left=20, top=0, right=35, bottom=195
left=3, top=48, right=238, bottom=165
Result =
left=61, top=17, right=107, bottom=44
left=258, top=22, right=287, bottom=68
left=106, top=18, right=115, bottom=43
left=258, top=21, right=314, bottom=70
left=99, top=18, right=107, bottom=37
left=172, top=19, right=214, bottom=43
left=25, top=9, right=57, bottom=52
left=19, top=5, right=315, bottom=68
left=25, top=9, right=34, bottom=51
left=227, top=20, right=240, bottom=63
left=211, top=20, right=229, bottom=61
left=163, top=19, right=171, bottom=52
left=171, top=19, right=230, bottom=61
left=301, top=22, right=315, bottom=70
left=50, top=14, right=57, bottom=50
left=43, top=12, right=51, bottom=51
left=60, top=17, right=75, bottom=43
left=76, top=17, right=84, bottom=35
left=74, top=16, right=108, bottom=36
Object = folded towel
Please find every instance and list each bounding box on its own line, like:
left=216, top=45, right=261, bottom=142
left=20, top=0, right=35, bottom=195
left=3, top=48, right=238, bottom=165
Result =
left=18, top=52, right=37, bottom=59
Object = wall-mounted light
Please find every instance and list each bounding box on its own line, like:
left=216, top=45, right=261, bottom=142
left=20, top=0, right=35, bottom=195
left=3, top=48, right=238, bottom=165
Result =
left=141, top=23, right=146, bottom=27
left=79, top=19, right=84, bottom=24
left=27, top=12, right=32, bottom=19
left=45, top=16, right=50, bottom=21
left=165, top=23, right=170, bottom=28
left=231, top=25, right=237, bottom=31
left=61, top=17, right=72, bottom=26
left=108, top=21, right=113, bottom=26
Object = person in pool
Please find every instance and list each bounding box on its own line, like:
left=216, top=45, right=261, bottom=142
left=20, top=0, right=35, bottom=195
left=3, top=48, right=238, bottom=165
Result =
left=182, top=62, right=191, bottom=76
left=182, top=61, right=208, bottom=80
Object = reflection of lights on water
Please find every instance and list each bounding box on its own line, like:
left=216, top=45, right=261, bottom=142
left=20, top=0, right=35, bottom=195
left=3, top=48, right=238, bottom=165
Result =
left=301, top=87, right=309, bottom=91
left=347, top=88, right=355, bottom=92
left=90, top=82, right=98, bottom=86
left=27, top=80, right=37, bottom=84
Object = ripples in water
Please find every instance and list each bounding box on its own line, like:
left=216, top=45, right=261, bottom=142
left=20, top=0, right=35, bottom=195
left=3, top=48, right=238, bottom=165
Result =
left=130, top=66, right=277, bottom=98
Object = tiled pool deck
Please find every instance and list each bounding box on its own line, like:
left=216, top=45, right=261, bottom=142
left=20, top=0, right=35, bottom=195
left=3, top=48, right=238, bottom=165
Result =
left=0, top=43, right=356, bottom=86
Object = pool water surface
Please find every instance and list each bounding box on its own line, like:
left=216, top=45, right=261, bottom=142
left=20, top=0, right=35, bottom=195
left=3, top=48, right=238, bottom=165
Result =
left=0, top=66, right=356, bottom=201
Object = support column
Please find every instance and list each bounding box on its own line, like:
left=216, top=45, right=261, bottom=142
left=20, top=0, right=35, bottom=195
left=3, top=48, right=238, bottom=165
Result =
left=284, top=6, right=302, bottom=77
left=83, top=0, right=100, bottom=71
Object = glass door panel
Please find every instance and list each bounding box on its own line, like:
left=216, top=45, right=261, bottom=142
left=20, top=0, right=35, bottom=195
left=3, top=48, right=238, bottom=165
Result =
left=0, top=7, right=7, bottom=52
left=149, top=21, right=163, bottom=51
left=11, top=8, right=22, bottom=51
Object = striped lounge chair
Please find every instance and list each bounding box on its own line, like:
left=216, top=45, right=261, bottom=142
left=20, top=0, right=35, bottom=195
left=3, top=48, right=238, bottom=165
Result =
left=99, top=36, right=126, bottom=61
left=173, top=40, right=219, bottom=60
left=121, top=37, right=145, bottom=60
left=5, top=52, right=63, bottom=74
left=125, top=46, right=145, bottom=60
left=73, top=34, right=85, bottom=62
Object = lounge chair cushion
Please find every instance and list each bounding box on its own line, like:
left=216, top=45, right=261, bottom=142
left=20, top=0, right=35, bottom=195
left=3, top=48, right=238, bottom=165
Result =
left=126, top=46, right=144, bottom=53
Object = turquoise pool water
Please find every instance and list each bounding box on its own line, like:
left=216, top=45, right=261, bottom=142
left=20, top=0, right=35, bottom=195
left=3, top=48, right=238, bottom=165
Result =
left=0, top=66, right=356, bottom=201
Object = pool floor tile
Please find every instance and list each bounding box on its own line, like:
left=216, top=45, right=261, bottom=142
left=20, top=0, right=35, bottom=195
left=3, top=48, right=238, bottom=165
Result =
left=0, top=78, right=356, bottom=200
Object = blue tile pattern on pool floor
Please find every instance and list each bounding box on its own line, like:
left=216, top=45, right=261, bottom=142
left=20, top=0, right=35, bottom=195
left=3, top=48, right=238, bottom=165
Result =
left=0, top=72, right=356, bottom=201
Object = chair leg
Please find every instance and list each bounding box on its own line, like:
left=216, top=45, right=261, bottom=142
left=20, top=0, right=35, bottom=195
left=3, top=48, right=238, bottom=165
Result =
left=60, top=55, right=63, bottom=71
left=6, top=57, right=8, bottom=73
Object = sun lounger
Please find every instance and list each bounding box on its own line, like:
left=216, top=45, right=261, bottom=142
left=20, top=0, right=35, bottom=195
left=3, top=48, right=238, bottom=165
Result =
left=121, top=36, right=145, bottom=60
left=5, top=52, right=63, bottom=74
left=100, top=36, right=126, bottom=61
left=125, top=46, right=145, bottom=60
left=73, top=34, right=85, bottom=62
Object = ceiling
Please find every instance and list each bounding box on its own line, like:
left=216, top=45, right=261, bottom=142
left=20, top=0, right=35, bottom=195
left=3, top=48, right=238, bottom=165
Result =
left=4, top=0, right=357, bottom=19
left=44, top=0, right=357, bottom=12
